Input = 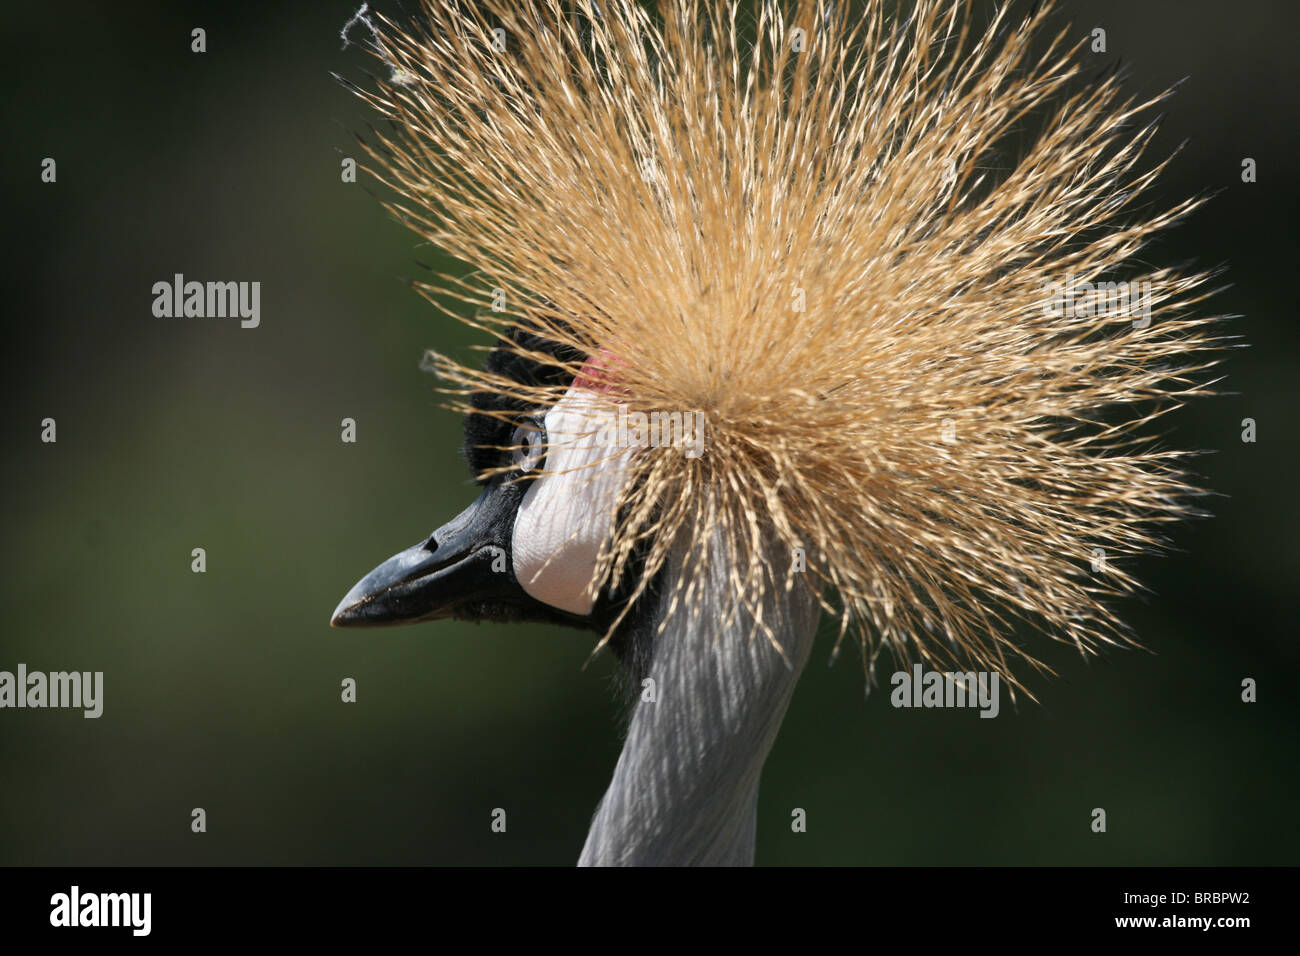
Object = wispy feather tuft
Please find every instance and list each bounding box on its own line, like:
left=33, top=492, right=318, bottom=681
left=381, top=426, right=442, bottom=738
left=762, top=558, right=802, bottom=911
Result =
left=347, top=0, right=1224, bottom=693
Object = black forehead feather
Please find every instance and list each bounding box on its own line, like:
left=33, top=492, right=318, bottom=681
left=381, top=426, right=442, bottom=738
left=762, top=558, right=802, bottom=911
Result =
left=462, top=324, right=585, bottom=482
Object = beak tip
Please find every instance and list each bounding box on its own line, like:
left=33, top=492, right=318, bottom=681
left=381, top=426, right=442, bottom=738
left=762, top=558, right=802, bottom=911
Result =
left=329, top=594, right=362, bottom=628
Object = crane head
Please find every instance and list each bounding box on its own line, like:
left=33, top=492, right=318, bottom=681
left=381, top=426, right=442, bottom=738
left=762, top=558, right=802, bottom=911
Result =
left=330, top=329, right=641, bottom=637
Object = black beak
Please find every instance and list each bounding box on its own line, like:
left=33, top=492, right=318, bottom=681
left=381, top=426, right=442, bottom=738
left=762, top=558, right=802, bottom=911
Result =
left=330, top=481, right=530, bottom=627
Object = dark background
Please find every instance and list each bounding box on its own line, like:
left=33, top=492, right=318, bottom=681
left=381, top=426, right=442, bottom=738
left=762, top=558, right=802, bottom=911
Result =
left=1, top=0, right=1295, bottom=865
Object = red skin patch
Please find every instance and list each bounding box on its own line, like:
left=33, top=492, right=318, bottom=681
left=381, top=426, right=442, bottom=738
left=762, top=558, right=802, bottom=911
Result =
left=573, top=348, right=631, bottom=396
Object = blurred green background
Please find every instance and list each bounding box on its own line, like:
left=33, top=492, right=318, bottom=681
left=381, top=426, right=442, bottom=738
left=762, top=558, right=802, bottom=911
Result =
left=1, top=0, right=1296, bottom=865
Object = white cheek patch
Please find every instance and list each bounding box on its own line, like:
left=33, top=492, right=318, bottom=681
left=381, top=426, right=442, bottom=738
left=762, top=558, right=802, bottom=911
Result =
left=512, top=387, right=634, bottom=616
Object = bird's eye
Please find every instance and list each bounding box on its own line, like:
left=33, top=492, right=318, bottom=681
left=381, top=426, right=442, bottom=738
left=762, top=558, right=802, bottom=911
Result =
left=510, top=419, right=546, bottom=474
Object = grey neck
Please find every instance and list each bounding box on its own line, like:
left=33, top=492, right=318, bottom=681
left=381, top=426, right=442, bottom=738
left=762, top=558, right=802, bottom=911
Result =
left=578, top=535, right=821, bottom=866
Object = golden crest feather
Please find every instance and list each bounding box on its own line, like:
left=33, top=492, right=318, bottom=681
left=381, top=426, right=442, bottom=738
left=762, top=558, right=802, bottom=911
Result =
left=347, top=0, right=1223, bottom=692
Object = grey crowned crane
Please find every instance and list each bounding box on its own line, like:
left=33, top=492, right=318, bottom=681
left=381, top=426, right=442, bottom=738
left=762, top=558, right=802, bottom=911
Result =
left=331, top=0, right=1222, bottom=866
